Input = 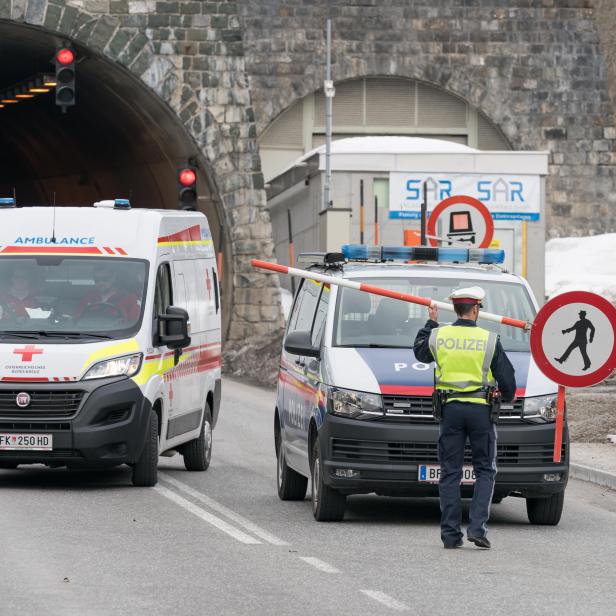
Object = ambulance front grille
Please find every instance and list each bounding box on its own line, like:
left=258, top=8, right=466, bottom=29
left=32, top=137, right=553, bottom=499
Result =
left=331, top=438, right=566, bottom=466
left=381, top=395, right=525, bottom=422
left=0, top=390, right=84, bottom=418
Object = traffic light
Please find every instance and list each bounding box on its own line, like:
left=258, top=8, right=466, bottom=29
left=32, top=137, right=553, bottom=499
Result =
left=178, top=166, right=197, bottom=210
left=54, top=47, right=76, bottom=109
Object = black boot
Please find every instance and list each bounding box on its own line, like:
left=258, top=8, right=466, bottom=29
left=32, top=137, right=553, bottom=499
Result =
left=468, top=536, right=491, bottom=549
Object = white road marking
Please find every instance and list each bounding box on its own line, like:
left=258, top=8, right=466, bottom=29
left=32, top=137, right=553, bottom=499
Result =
left=160, top=472, right=289, bottom=546
left=154, top=485, right=261, bottom=545
left=360, top=590, right=409, bottom=612
left=298, top=557, right=341, bottom=574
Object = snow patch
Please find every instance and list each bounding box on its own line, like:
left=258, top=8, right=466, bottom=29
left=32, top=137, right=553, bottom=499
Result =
left=545, top=234, right=616, bottom=301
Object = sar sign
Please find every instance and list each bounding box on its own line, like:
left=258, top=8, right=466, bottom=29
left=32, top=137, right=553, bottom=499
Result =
left=426, top=195, right=494, bottom=249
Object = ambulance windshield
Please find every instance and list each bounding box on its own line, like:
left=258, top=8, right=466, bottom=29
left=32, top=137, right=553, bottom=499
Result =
left=334, top=277, right=535, bottom=352
left=0, top=257, right=148, bottom=339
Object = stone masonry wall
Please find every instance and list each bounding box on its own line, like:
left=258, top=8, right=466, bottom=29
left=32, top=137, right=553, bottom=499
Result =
left=239, top=0, right=616, bottom=238
left=0, top=0, right=284, bottom=341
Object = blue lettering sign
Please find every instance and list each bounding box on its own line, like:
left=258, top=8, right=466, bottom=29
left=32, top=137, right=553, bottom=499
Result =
left=405, top=179, right=421, bottom=201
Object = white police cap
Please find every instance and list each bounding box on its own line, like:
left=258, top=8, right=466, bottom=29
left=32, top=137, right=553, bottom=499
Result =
left=448, top=286, right=485, bottom=305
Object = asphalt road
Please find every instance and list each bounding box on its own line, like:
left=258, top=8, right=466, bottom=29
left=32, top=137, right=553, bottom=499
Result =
left=1, top=378, right=616, bottom=616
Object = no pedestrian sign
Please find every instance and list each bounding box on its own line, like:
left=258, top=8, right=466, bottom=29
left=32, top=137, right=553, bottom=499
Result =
left=530, top=291, right=616, bottom=388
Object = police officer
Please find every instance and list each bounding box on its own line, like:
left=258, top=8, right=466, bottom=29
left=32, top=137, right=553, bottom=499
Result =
left=413, top=286, right=516, bottom=550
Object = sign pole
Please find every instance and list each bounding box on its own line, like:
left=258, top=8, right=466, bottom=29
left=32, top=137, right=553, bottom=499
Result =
left=420, top=182, right=427, bottom=246
left=553, top=385, right=566, bottom=463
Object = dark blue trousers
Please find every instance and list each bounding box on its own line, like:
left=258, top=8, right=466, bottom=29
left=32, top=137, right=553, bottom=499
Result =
left=438, top=402, right=497, bottom=545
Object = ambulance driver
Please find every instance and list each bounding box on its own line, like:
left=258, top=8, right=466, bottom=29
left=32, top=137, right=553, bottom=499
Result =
left=75, top=265, right=140, bottom=324
left=0, top=263, right=41, bottom=322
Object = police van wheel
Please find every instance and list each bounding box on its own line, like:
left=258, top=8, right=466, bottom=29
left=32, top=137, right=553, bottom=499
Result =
left=182, top=405, right=213, bottom=472
left=132, top=409, right=159, bottom=487
left=276, top=435, right=308, bottom=501
left=311, top=440, right=346, bottom=522
left=526, top=490, right=565, bottom=525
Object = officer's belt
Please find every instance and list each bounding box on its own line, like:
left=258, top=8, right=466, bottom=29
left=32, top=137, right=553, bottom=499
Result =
left=440, top=388, right=490, bottom=402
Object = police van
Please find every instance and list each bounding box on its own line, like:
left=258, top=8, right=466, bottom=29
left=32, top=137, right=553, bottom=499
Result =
left=0, top=198, right=221, bottom=486
left=275, top=245, right=567, bottom=524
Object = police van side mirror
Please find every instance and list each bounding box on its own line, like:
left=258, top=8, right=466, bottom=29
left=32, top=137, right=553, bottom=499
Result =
left=284, top=331, right=320, bottom=358
left=158, top=306, right=191, bottom=349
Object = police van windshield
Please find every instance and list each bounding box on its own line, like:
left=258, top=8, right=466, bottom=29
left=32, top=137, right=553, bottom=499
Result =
left=0, top=257, right=148, bottom=340
left=334, top=278, right=535, bottom=352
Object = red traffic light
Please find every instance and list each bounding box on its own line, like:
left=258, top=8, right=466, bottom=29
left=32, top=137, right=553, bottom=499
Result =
left=179, top=168, right=196, bottom=187
left=56, top=48, right=75, bottom=65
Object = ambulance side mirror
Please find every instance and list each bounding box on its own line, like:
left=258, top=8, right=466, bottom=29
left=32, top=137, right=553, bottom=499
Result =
left=284, top=330, right=320, bottom=358
left=158, top=306, right=191, bottom=349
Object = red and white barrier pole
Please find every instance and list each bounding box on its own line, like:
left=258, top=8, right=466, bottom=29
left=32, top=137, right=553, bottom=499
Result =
left=252, top=259, right=530, bottom=330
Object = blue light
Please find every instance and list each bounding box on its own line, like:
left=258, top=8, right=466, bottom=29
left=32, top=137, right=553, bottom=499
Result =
left=114, top=198, right=131, bottom=209
left=0, top=197, right=16, bottom=208
left=341, top=244, right=505, bottom=265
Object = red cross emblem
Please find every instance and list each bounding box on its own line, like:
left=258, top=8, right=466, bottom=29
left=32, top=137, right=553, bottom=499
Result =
left=14, top=345, right=44, bottom=362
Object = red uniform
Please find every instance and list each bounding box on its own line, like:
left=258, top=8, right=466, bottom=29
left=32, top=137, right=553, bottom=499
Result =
left=0, top=293, right=39, bottom=321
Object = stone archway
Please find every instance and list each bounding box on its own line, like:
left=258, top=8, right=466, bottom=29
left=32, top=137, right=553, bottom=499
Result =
left=0, top=2, right=283, bottom=341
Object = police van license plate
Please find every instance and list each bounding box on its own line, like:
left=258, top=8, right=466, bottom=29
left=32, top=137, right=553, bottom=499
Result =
left=0, top=433, right=53, bottom=451
left=418, top=464, right=476, bottom=484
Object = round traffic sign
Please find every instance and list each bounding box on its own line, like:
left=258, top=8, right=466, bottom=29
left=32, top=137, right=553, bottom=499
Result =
left=530, top=291, right=616, bottom=387
left=427, top=195, right=494, bottom=249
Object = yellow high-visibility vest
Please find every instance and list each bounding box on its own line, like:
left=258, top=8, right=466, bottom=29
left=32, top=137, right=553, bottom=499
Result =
left=428, top=324, right=498, bottom=405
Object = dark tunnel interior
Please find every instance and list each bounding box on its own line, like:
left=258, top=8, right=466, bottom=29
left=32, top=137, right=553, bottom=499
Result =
left=0, top=21, right=231, bottom=335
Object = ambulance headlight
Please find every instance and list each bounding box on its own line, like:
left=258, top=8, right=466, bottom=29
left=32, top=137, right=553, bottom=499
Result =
left=83, top=353, right=143, bottom=380
left=523, top=395, right=557, bottom=422
left=328, top=387, right=383, bottom=419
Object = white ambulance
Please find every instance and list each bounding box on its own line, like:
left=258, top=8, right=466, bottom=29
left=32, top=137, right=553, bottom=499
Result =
left=0, top=198, right=221, bottom=486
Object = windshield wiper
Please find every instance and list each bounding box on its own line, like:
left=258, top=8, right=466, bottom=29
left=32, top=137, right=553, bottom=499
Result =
left=0, top=330, right=113, bottom=340
left=0, top=331, right=40, bottom=339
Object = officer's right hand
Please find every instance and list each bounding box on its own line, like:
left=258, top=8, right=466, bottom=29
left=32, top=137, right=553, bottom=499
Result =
left=561, top=329, right=566, bottom=334
left=428, top=303, right=438, bottom=322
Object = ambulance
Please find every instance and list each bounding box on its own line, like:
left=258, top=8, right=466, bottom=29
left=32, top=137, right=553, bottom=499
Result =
left=275, top=246, right=567, bottom=524
left=0, top=198, right=221, bottom=486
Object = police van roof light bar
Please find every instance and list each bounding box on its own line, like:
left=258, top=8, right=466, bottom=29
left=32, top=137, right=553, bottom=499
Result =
left=341, top=244, right=505, bottom=265
left=251, top=258, right=530, bottom=331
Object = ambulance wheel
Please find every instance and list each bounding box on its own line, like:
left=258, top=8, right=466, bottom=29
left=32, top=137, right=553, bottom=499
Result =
left=311, top=439, right=346, bottom=522
left=276, top=433, right=308, bottom=501
left=526, top=491, right=564, bottom=525
left=182, top=405, right=213, bottom=471
left=132, top=409, right=159, bottom=487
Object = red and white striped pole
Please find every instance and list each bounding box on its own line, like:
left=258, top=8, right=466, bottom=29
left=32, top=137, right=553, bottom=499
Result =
left=252, top=259, right=530, bottom=330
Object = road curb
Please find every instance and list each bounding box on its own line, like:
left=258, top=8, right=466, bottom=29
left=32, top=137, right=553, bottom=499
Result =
left=570, top=463, right=616, bottom=491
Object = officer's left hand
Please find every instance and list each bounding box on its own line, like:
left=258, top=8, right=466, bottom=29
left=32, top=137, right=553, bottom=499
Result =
left=428, top=303, right=438, bottom=322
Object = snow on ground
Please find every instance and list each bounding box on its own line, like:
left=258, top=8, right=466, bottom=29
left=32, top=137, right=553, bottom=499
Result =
left=545, top=233, right=616, bottom=301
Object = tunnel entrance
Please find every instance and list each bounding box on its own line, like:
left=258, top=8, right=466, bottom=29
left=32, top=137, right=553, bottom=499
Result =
left=0, top=20, right=231, bottom=333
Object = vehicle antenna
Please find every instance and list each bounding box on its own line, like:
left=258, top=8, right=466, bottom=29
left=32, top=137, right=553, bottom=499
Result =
left=51, top=193, right=57, bottom=243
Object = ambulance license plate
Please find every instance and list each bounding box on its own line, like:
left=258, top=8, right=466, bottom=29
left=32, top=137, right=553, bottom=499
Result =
left=0, top=433, right=53, bottom=451
left=418, top=464, right=476, bottom=484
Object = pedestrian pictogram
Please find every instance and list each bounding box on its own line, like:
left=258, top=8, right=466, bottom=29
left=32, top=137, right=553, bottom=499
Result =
left=530, top=291, right=616, bottom=462
left=427, top=195, right=494, bottom=248
left=554, top=310, right=596, bottom=371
